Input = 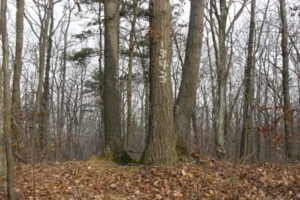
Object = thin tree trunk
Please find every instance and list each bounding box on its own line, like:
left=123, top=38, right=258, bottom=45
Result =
left=215, top=0, right=228, bottom=159
left=97, top=1, right=105, bottom=156
left=11, top=0, right=25, bottom=154
left=240, top=0, right=256, bottom=163
left=39, top=7, right=54, bottom=153
left=1, top=0, right=16, bottom=197
left=126, top=0, right=138, bottom=150
left=103, top=0, right=123, bottom=155
left=174, top=0, right=205, bottom=155
left=0, top=48, right=6, bottom=182
left=58, top=4, right=73, bottom=160
left=279, top=0, right=296, bottom=160
left=142, top=0, right=177, bottom=165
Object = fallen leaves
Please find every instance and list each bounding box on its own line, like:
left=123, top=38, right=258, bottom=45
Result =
left=0, top=155, right=299, bottom=199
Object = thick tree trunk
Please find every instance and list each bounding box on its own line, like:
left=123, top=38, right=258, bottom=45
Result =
left=103, top=0, right=123, bottom=155
left=174, top=0, right=205, bottom=155
left=142, top=0, right=177, bottom=165
left=240, top=0, right=256, bottom=163
left=126, top=0, right=138, bottom=150
left=279, top=0, right=296, bottom=160
left=11, top=0, right=25, bottom=154
left=1, top=0, right=16, bottom=197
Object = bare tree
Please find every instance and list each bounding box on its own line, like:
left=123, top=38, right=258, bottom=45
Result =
left=11, top=0, right=25, bottom=154
left=126, top=0, right=138, bottom=150
left=174, top=0, right=205, bottom=155
left=31, top=0, right=54, bottom=153
left=240, top=0, right=256, bottom=163
left=279, top=0, right=296, bottom=160
left=1, top=0, right=16, bottom=198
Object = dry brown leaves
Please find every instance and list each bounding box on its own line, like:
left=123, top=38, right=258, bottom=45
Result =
left=1, top=155, right=300, bottom=200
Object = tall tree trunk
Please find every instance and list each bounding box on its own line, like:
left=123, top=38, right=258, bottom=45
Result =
left=142, top=0, right=177, bottom=165
left=174, top=0, right=205, bottom=155
left=39, top=8, right=54, bottom=153
left=215, top=0, right=228, bottom=159
left=279, top=0, right=296, bottom=160
left=11, top=0, right=25, bottom=154
left=240, top=0, right=256, bottom=163
left=126, top=0, right=138, bottom=150
left=57, top=4, right=73, bottom=160
left=32, top=0, right=53, bottom=152
left=0, top=53, right=6, bottom=182
left=1, top=0, right=16, bottom=198
left=103, top=0, right=123, bottom=155
left=97, top=1, right=105, bottom=156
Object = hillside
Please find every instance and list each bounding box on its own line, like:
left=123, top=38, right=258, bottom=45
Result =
left=1, top=155, right=300, bottom=200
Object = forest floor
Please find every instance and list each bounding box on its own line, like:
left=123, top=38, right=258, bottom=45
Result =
left=0, top=154, right=300, bottom=200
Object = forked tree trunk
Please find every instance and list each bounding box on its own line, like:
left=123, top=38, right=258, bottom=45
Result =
left=174, top=0, right=205, bottom=155
left=142, top=0, right=177, bottom=165
left=1, top=0, right=16, bottom=198
left=39, top=8, right=54, bottom=152
left=32, top=0, right=53, bottom=153
left=103, top=0, right=123, bottom=155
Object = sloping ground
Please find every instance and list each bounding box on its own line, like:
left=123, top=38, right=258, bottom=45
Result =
left=1, top=155, right=300, bottom=200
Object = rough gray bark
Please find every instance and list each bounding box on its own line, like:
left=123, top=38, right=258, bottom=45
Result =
left=279, top=0, right=296, bottom=160
left=240, top=0, right=256, bottom=163
left=11, top=0, right=25, bottom=154
left=174, top=0, right=205, bottom=155
left=103, top=0, right=123, bottom=155
left=142, top=0, right=177, bottom=165
left=1, top=0, right=16, bottom=197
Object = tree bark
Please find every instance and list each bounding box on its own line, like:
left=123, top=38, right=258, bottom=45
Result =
left=57, top=3, right=73, bottom=160
left=0, top=52, right=6, bottom=182
left=11, top=0, right=25, bottom=154
left=279, top=0, right=296, bottom=160
left=174, top=0, right=205, bottom=155
left=142, top=0, right=177, bottom=165
left=126, top=0, right=138, bottom=150
left=103, top=0, right=123, bottom=155
left=39, top=7, right=54, bottom=153
left=240, top=0, right=256, bottom=163
left=32, top=0, right=53, bottom=153
left=215, top=0, right=228, bottom=159
left=1, top=0, right=16, bottom=197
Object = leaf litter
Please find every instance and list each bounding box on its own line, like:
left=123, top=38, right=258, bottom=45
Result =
left=0, top=154, right=300, bottom=200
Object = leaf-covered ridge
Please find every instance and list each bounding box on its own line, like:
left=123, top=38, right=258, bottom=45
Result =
left=1, top=155, right=299, bottom=199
